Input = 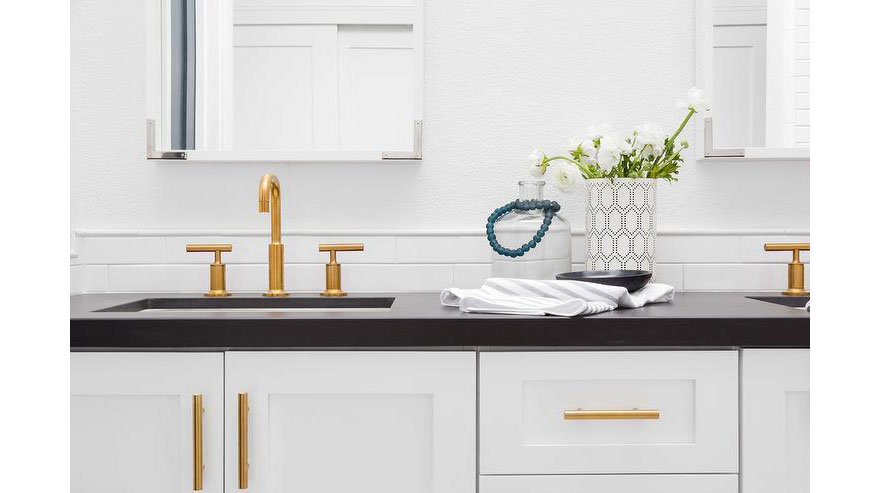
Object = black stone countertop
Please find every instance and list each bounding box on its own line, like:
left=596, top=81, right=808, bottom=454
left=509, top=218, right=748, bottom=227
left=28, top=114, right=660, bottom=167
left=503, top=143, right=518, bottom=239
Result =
left=70, top=292, right=809, bottom=350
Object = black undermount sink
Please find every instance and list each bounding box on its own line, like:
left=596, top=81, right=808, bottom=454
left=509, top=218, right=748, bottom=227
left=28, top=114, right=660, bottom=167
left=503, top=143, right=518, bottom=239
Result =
left=747, top=295, right=809, bottom=308
left=95, top=296, right=395, bottom=313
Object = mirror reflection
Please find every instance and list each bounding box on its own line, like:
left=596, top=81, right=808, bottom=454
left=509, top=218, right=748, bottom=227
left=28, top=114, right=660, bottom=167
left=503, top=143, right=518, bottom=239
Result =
left=154, top=0, right=421, bottom=157
left=709, top=0, right=809, bottom=151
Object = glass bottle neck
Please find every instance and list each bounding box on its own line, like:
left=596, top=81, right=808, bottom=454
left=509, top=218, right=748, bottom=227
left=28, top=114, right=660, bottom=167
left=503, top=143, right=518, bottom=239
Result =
left=518, top=180, right=545, bottom=201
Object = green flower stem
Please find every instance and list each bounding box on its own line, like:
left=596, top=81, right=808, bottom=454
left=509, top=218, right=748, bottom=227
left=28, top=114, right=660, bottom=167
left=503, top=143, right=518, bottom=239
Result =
left=669, top=108, right=696, bottom=144
left=544, top=155, right=589, bottom=175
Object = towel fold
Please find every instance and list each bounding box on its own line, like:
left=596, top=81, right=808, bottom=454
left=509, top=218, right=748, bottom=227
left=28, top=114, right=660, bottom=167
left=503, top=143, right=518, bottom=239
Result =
left=440, top=278, right=675, bottom=317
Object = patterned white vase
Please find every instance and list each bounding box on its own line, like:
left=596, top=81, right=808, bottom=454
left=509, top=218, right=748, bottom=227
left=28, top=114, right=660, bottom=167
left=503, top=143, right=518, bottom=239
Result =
left=585, top=178, right=657, bottom=271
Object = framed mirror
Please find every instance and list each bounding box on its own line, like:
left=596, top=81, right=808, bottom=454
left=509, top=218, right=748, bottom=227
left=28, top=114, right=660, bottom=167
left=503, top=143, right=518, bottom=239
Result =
left=695, top=0, right=809, bottom=160
left=145, top=0, right=424, bottom=161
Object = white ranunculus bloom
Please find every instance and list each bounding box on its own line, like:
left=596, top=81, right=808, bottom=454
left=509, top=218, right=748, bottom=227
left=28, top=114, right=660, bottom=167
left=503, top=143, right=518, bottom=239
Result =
left=548, top=162, right=581, bottom=192
left=527, top=148, right=545, bottom=176
left=634, top=122, right=666, bottom=156
left=686, top=87, right=710, bottom=112
left=596, top=132, right=623, bottom=168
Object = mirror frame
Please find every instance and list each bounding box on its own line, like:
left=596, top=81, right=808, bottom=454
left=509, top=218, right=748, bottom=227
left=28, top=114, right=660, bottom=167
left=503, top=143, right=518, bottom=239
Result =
left=145, top=0, right=424, bottom=162
left=694, top=1, right=809, bottom=162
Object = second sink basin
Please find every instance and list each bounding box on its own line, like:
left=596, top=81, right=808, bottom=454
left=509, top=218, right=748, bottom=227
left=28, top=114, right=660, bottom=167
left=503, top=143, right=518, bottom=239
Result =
left=96, top=296, right=395, bottom=313
left=747, top=295, right=809, bottom=308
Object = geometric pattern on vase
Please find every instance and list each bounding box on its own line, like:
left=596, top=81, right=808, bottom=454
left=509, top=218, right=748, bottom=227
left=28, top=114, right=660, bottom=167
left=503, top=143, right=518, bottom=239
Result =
left=585, top=178, right=657, bottom=272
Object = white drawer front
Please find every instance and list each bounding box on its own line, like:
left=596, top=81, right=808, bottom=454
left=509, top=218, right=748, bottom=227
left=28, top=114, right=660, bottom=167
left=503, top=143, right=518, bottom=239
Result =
left=480, top=351, right=738, bottom=474
left=480, top=474, right=738, bottom=493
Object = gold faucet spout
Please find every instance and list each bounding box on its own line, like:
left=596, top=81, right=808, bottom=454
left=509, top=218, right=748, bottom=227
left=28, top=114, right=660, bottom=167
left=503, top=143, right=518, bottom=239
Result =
left=258, top=174, right=287, bottom=296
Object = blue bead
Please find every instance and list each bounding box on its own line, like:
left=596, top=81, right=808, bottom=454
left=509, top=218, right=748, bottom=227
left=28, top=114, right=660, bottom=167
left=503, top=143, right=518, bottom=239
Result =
left=536, top=230, right=545, bottom=238
left=528, top=239, right=537, bottom=248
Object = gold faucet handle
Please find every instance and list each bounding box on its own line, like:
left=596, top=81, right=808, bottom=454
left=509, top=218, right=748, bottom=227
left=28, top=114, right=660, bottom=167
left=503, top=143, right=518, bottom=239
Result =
left=764, top=242, right=810, bottom=296
left=186, top=243, right=233, bottom=297
left=318, top=243, right=364, bottom=297
left=764, top=242, right=810, bottom=261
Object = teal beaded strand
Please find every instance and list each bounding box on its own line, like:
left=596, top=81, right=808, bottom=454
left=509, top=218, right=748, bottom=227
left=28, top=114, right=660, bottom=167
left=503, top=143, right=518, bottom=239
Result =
left=486, top=199, right=561, bottom=258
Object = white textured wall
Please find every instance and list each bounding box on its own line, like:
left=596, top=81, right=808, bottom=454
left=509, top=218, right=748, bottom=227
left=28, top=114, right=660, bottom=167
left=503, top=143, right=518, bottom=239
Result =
left=71, top=0, right=809, bottom=293
left=71, top=0, right=809, bottom=233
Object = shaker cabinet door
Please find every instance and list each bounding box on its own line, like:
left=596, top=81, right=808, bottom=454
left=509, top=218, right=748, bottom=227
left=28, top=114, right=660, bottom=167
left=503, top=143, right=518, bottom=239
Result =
left=742, top=349, right=810, bottom=493
left=224, top=351, right=476, bottom=493
left=71, top=352, right=224, bottom=493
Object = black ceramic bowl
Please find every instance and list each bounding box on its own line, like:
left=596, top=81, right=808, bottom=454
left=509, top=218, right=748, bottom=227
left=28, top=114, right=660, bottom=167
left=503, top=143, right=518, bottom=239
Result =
left=556, top=270, right=653, bottom=293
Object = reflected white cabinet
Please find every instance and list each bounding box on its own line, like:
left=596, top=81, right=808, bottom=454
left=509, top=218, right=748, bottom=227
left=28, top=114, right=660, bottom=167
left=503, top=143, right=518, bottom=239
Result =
left=224, top=351, right=475, bottom=493
left=742, top=349, right=810, bottom=493
left=70, top=353, right=224, bottom=493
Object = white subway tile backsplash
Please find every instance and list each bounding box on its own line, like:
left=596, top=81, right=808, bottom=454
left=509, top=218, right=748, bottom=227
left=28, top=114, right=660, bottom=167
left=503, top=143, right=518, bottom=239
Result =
left=344, top=264, right=454, bottom=292
left=72, top=232, right=810, bottom=294
left=653, top=264, right=683, bottom=290
left=795, top=93, right=809, bottom=109
left=794, top=60, right=809, bottom=77
left=656, top=235, right=741, bottom=263
left=795, top=42, right=809, bottom=60
left=396, top=236, right=488, bottom=263
left=740, top=236, right=810, bottom=263
left=107, top=265, right=204, bottom=292
left=795, top=109, right=810, bottom=125
left=165, top=236, right=268, bottom=264
left=682, top=264, right=799, bottom=291
left=286, top=236, right=397, bottom=264
left=795, top=8, right=809, bottom=26
left=82, top=265, right=110, bottom=292
left=79, top=237, right=165, bottom=264
left=453, top=264, right=491, bottom=288
left=70, top=265, right=83, bottom=294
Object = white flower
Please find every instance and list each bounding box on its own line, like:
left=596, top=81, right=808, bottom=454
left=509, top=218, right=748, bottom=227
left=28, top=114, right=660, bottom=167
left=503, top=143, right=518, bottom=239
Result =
left=595, top=131, right=623, bottom=169
left=686, top=87, right=710, bottom=112
left=548, top=162, right=581, bottom=192
left=527, top=148, right=546, bottom=177
left=633, top=122, right=667, bottom=157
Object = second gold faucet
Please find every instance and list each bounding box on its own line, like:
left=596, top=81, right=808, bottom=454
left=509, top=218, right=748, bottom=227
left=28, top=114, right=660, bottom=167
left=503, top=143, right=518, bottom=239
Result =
left=258, top=174, right=288, bottom=296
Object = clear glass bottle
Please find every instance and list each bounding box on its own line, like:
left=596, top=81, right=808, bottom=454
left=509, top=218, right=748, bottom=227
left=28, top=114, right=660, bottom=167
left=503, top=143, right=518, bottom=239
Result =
left=490, top=180, right=572, bottom=280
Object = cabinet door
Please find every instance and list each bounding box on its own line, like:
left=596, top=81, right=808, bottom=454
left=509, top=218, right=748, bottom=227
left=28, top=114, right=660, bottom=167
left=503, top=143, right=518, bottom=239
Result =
left=742, top=349, right=809, bottom=493
left=224, top=351, right=475, bottom=493
left=71, top=352, right=224, bottom=493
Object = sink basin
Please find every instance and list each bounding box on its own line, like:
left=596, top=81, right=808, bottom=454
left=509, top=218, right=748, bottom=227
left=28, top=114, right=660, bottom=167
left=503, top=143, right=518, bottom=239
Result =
left=747, top=295, right=809, bottom=308
left=95, top=296, right=395, bottom=313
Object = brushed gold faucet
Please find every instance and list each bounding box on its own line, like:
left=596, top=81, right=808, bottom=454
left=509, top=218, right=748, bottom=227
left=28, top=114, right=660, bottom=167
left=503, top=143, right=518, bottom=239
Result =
left=258, top=174, right=288, bottom=296
left=764, top=242, right=810, bottom=296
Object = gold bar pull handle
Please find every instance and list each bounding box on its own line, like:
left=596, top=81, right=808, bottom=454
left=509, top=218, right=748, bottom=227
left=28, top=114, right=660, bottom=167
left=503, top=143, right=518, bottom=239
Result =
left=563, top=409, right=660, bottom=420
left=238, top=393, right=249, bottom=489
left=192, top=394, right=204, bottom=491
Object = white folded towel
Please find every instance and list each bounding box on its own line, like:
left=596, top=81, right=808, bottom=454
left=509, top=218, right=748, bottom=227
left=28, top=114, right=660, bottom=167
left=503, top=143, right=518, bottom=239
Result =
left=440, top=278, right=675, bottom=317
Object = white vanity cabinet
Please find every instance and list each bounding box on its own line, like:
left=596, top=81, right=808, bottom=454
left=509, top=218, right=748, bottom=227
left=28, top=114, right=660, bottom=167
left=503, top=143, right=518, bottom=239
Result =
left=742, top=349, right=810, bottom=493
left=70, top=348, right=808, bottom=492
left=70, top=353, right=225, bottom=493
left=223, top=351, right=476, bottom=493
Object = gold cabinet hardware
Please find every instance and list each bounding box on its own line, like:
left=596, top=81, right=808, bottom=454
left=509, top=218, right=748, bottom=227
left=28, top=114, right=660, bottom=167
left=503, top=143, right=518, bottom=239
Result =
left=318, top=243, right=364, bottom=297
left=238, top=393, right=249, bottom=489
left=563, top=409, right=660, bottom=420
left=764, top=242, right=810, bottom=296
left=192, top=394, right=204, bottom=491
left=258, top=174, right=288, bottom=297
left=186, top=244, right=233, bottom=297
